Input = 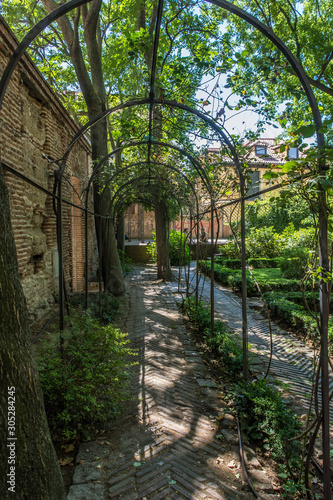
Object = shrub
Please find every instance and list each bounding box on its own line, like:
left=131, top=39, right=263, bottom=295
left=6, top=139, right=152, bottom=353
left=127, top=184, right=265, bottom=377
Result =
left=38, top=310, right=137, bottom=439
left=219, top=239, right=240, bottom=259
left=246, top=226, right=282, bottom=258
left=147, top=229, right=190, bottom=266
left=169, top=230, right=191, bottom=265
left=280, top=247, right=309, bottom=279
left=204, top=321, right=243, bottom=377
left=183, top=295, right=210, bottom=330
left=118, top=249, right=133, bottom=275
left=69, top=292, right=120, bottom=325
left=235, top=379, right=301, bottom=461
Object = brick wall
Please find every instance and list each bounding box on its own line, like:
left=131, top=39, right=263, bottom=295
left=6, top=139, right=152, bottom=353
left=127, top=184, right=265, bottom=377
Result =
left=0, top=18, right=93, bottom=322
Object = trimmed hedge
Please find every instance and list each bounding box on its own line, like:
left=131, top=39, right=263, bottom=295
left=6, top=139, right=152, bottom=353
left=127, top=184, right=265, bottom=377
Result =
left=214, top=257, right=281, bottom=269
left=263, top=292, right=333, bottom=352
left=200, top=261, right=300, bottom=296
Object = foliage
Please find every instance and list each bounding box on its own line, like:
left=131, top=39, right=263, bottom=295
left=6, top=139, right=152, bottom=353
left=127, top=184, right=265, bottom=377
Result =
left=280, top=224, right=316, bottom=252
left=204, top=322, right=243, bottom=377
left=147, top=230, right=190, bottom=266
left=245, top=226, right=282, bottom=258
left=245, top=194, right=311, bottom=234
left=169, top=230, right=191, bottom=266
left=68, top=292, right=120, bottom=325
left=183, top=296, right=242, bottom=377
left=263, top=292, right=333, bottom=351
left=219, top=239, right=240, bottom=259
left=235, top=379, right=301, bottom=461
left=215, top=257, right=281, bottom=269
left=200, top=261, right=300, bottom=296
left=280, top=247, right=309, bottom=279
left=183, top=295, right=211, bottom=331
left=38, top=310, right=136, bottom=439
left=118, top=249, right=133, bottom=276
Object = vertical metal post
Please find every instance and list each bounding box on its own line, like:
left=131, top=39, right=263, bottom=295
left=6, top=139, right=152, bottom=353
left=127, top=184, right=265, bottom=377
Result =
left=56, top=170, right=64, bottom=331
left=318, top=187, right=331, bottom=498
left=179, top=209, right=183, bottom=292
left=187, top=213, right=192, bottom=299
left=85, top=191, right=89, bottom=309
left=195, top=201, right=199, bottom=308
left=240, top=187, right=248, bottom=381
left=210, top=200, right=214, bottom=336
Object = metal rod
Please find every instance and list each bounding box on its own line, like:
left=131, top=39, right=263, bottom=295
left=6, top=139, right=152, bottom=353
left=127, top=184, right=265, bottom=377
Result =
left=240, top=181, right=248, bottom=381
left=85, top=190, right=89, bottom=309
left=210, top=201, right=214, bottom=336
left=56, top=170, right=64, bottom=331
left=0, top=0, right=93, bottom=111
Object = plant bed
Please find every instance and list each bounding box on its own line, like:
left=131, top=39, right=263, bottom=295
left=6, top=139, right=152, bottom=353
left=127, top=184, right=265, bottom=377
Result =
left=200, top=261, right=300, bottom=296
left=263, top=292, right=333, bottom=353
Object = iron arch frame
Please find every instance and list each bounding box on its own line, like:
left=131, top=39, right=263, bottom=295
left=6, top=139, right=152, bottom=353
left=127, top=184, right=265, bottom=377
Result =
left=0, top=0, right=330, bottom=492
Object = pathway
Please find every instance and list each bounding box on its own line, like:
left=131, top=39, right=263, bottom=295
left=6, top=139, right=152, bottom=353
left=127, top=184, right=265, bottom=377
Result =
left=167, top=266, right=333, bottom=442
left=67, top=266, right=279, bottom=500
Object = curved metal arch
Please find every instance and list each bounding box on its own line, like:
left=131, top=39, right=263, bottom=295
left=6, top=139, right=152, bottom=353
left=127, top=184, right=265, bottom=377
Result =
left=63, top=98, right=241, bottom=189
left=100, top=161, right=198, bottom=205
left=83, top=138, right=213, bottom=196
left=206, top=0, right=323, bottom=146
left=0, top=0, right=93, bottom=110
left=108, top=174, right=193, bottom=217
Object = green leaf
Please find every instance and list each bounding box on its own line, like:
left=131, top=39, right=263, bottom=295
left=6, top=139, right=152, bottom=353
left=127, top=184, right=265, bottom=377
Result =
left=294, top=125, right=316, bottom=138
left=319, top=179, right=333, bottom=191
left=282, top=160, right=298, bottom=173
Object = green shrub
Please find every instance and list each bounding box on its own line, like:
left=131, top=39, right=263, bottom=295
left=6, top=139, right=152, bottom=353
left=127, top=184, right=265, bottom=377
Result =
left=235, top=379, right=301, bottom=461
left=204, top=321, right=243, bottom=377
left=280, top=223, right=315, bottom=251
left=147, top=229, right=190, bottom=266
left=38, top=310, right=137, bottom=439
left=118, top=249, right=133, bottom=275
left=219, top=239, right=240, bottom=259
left=280, top=247, right=309, bottom=279
left=183, top=295, right=210, bottom=330
left=246, top=226, right=282, bottom=258
left=69, top=292, right=120, bottom=325
left=200, top=261, right=300, bottom=296
left=169, top=230, right=191, bottom=265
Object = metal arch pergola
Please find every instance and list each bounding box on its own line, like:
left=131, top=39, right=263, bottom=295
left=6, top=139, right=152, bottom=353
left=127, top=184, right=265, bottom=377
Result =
left=0, top=0, right=331, bottom=495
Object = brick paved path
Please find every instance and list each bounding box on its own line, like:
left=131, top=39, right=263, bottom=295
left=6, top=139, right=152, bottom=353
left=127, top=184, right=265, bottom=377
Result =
left=67, top=266, right=279, bottom=500
left=168, top=267, right=333, bottom=426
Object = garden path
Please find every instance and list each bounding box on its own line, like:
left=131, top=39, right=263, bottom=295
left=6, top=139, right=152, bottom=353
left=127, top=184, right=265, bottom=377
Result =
left=67, top=265, right=279, bottom=500
left=167, top=265, right=333, bottom=440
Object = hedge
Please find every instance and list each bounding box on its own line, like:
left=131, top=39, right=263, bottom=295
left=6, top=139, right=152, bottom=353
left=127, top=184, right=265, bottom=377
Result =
left=214, top=257, right=281, bottom=269
left=200, top=261, right=300, bottom=296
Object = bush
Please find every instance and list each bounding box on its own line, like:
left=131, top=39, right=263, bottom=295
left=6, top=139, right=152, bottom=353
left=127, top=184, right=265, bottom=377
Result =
left=246, top=226, right=282, bottom=258
left=280, top=247, right=309, bottom=279
left=38, top=310, right=137, bottom=439
left=214, top=257, right=281, bottom=270
left=69, top=292, right=120, bottom=325
left=169, top=230, right=191, bottom=265
left=204, top=321, right=243, bottom=377
left=147, top=229, right=190, bottom=266
left=235, top=379, right=301, bottom=461
left=200, top=261, right=300, bottom=296
left=219, top=239, right=240, bottom=259
left=118, top=249, right=133, bottom=275
left=183, top=295, right=210, bottom=330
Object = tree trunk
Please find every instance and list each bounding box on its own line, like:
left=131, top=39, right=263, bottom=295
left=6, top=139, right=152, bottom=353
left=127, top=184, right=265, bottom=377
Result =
left=40, top=0, right=125, bottom=297
left=0, top=164, right=66, bottom=500
left=154, top=194, right=173, bottom=280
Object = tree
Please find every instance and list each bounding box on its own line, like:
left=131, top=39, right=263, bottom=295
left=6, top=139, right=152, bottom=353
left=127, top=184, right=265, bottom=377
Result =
left=0, top=164, right=66, bottom=500
left=211, top=0, right=333, bottom=133
left=1, top=0, right=222, bottom=279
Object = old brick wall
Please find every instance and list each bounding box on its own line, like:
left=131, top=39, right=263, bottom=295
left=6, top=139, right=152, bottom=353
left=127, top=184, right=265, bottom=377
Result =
left=0, top=18, right=93, bottom=322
